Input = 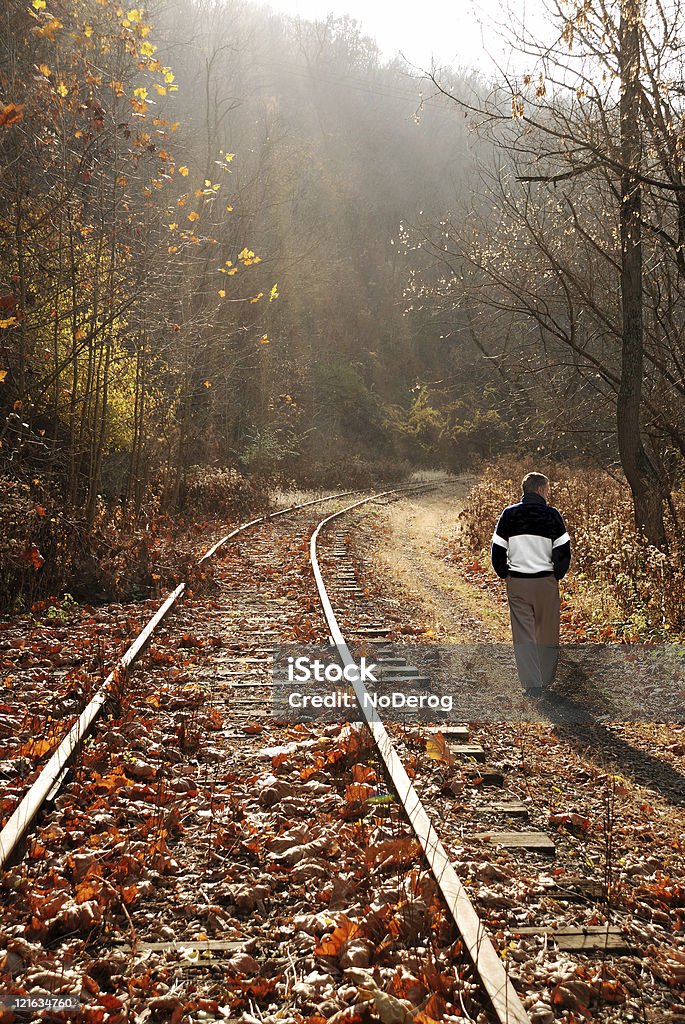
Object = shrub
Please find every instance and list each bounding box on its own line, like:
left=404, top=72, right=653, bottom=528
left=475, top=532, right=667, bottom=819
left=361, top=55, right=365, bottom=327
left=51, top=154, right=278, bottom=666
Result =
left=292, top=454, right=412, bottom=491
left=0, top=466, right=274, bottom=616
left=182, top=467, right=271, bottom=520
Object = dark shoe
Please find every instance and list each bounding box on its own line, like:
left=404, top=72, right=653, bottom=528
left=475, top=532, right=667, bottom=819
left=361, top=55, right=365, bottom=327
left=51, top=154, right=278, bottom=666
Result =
left=523, top=687, right=544, bottom=699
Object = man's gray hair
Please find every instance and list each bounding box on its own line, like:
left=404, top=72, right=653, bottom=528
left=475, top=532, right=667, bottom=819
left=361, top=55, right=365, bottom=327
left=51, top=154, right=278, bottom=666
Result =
left=522, top=472, right=549, bottom=494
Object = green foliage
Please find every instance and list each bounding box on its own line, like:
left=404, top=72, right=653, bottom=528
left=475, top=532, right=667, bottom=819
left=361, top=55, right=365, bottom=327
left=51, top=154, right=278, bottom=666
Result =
left=44, top=593, right=78, bottom=624
left=386, top=387, right=507, bottom=469
left=401, top=388, right=448, bottom=449
left=236, top=428, right=302, bottom=481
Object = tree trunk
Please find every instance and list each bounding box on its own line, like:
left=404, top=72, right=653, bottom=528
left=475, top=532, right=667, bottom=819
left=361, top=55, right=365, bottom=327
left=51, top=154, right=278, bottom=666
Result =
left=617, top=0, right=667, bottom=548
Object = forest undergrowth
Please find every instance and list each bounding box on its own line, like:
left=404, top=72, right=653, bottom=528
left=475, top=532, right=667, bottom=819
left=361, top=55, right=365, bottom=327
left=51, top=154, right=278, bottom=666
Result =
left=0, top=456, right=411, bottom=620
left=0, top=468, right=271, bottom=618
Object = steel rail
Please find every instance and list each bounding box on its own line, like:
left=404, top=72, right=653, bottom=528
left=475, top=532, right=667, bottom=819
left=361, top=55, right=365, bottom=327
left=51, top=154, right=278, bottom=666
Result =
left=309, top=493, right=531, bottom=1024
left=0, top=487, right=367, bottom=870
left=198, top=489, right=360, bottom=563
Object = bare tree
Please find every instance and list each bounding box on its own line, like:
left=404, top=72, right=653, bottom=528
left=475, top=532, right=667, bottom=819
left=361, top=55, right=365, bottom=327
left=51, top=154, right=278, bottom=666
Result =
left=420, top=0, right=685, bottom=545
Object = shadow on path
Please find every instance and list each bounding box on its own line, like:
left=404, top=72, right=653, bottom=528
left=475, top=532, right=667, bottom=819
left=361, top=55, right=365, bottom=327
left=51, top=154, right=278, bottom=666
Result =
left=535, top=656, right=685, bottom=806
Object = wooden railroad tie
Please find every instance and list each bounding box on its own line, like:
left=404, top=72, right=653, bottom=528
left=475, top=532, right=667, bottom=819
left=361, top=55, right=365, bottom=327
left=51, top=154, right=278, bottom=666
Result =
left=545, top=876, right=605, bottom=900
left=379, top=665, right=421, bottom=677
left=464, top=766, right=504, bottom=786
left=472, top=831, right=556, bottom=854
left=483, top=799, right=529, bottom=818
left=511, top=924, right=630, bottom=954
left=377, top=675, right=432, bottom=686
left=227, top=682, right=274, bottom=689
left=427, top=725, right=470, bottom=740
left=114, top=939, right=245, bottom=956
left=526, top=876, right=605, bottom=901
left=448, top=742, right=487, bottom=761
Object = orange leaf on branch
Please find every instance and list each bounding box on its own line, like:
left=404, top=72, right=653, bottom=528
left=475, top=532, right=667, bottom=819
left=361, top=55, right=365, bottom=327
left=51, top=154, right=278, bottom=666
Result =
left=20, top=544, right=45, bottom=570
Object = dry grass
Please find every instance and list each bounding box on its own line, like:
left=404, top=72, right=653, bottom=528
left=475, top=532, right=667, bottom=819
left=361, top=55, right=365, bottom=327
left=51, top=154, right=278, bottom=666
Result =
left=457, top=459, right=685, bottom=640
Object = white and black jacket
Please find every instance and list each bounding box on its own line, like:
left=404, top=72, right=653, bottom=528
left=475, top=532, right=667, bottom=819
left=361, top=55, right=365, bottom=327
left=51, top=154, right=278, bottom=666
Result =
left=490, top=493, right=571, bottom=580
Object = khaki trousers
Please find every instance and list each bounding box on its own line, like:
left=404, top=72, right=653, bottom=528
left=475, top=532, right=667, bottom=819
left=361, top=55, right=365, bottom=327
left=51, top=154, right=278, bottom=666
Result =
left=506, top=575, right=560, bottom=689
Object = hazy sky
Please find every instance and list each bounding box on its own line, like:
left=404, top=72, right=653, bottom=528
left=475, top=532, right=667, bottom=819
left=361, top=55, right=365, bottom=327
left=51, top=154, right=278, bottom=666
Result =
left=259, top=0, right=545, bottom=72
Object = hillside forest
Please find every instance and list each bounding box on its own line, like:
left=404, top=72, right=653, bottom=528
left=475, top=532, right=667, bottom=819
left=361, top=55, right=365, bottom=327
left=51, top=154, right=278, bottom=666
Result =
left=2, top=0, right=685, bottom=631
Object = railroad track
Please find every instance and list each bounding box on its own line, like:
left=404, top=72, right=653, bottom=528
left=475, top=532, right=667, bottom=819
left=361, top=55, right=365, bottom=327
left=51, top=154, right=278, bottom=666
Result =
left=0, top=482, right=683, bottom=1024
left=0, top=487, right=370, bottom=871
left=308, top=495, right=685, bottom=1024
left=309, top=493, right=528, bottom=1024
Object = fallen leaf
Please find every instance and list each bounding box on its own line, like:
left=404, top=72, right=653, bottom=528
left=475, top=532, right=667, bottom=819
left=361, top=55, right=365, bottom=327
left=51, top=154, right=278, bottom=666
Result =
left=316, top=916, right=361, bottom=956
left=425, top=732, right=455, bottom=765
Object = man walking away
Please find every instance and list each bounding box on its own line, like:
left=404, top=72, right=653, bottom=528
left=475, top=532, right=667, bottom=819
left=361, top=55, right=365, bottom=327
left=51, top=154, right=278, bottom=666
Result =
left=491, top=472, right=571, bottom=695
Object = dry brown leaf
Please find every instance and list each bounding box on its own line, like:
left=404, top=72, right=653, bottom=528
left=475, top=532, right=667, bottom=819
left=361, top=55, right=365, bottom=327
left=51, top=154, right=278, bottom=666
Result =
left=351, top=763, right=377, bottom=783
left=371, top=990, right=413, bottom=1024
left=425, top=732, right=455, bottom=764
left=326, top=1005, right=370, bottom=1024
left=365, top=837, right=419, bottom=868
left=340, top=939, right=373, bottom=968
left=316, top=916, right=361, bottom=956
left=551, top=979, right=592, bottom=1017
left=345, top=782, right=375, bottom=803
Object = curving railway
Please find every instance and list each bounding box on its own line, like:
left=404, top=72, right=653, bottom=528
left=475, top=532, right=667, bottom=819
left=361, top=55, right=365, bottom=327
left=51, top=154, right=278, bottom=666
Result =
left=0, top=482, right=684, bottom=1024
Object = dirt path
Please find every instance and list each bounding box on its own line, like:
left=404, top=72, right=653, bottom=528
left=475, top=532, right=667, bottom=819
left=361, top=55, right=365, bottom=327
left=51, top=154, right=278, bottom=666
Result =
left=358, top=477, right=511, bottom=643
